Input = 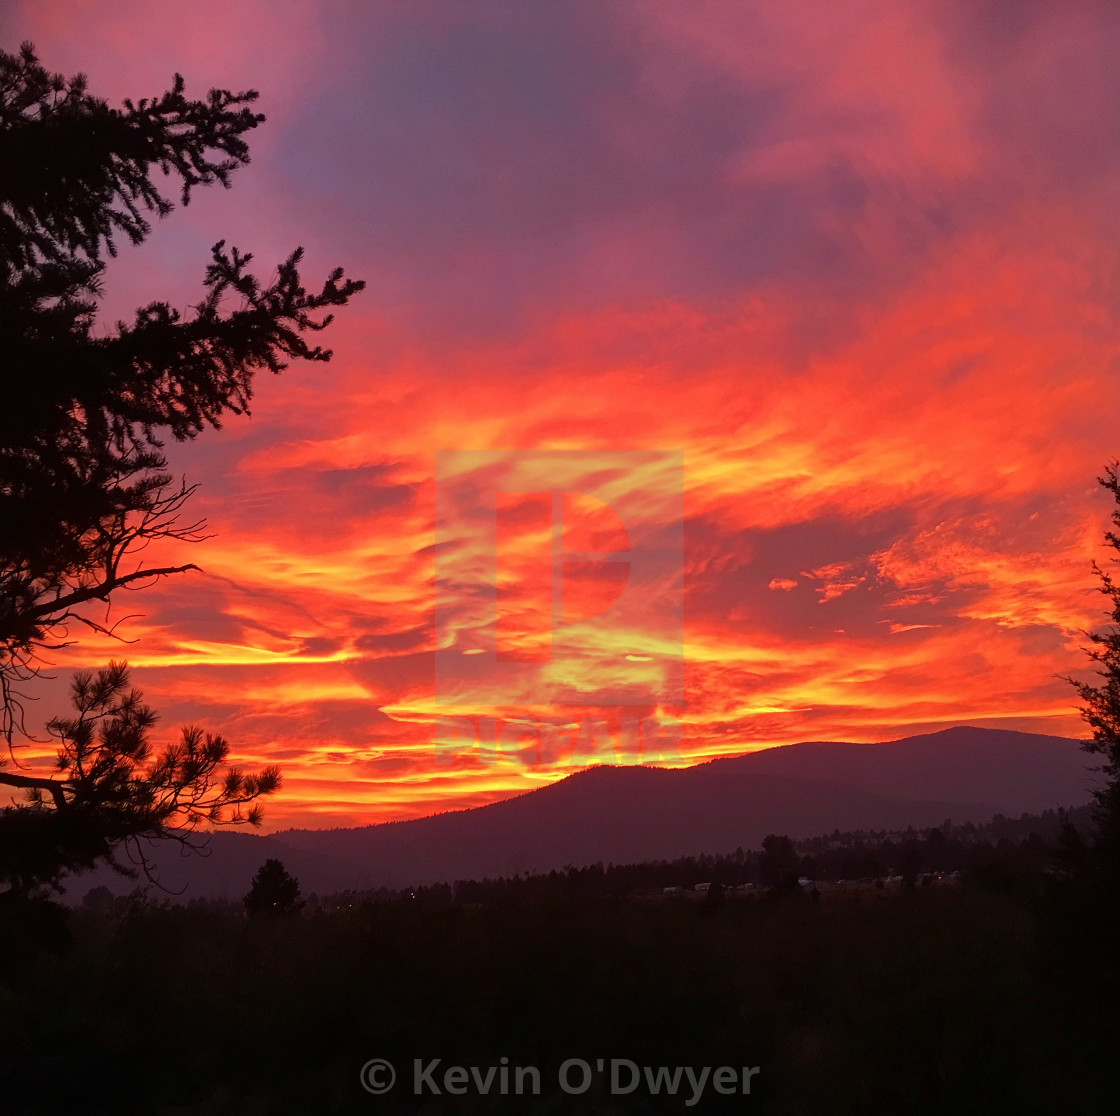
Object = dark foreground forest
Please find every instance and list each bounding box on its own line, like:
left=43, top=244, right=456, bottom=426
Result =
left=3, top=831, right=1118, bottom=1115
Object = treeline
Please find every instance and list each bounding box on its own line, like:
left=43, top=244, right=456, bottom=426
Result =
left=74, top=804, right=1092, bottom=919
left=790, top=805, right=1094, bottom=889
left=795, top=805, right=1094, bottom=853
left=288, top=805, right=1090, bottom=910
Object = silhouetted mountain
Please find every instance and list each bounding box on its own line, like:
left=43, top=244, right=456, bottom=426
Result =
left=64, top=726, right=1095, bottom=901
left=720, top=725, right=1094, bottom=812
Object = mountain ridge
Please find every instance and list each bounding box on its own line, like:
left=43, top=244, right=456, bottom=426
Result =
left=65, top=725, right=1096, bottom=901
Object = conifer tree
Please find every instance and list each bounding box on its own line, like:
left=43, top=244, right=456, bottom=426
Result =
left=1, top=662, right=280, bottom=893
left=0, top=42, right=362, bottom=889
left=245, top=857, right=303, bottom=916
left=1069, top=462, right=1120, bottom=878
left=0, top=42, right=363, bottom=740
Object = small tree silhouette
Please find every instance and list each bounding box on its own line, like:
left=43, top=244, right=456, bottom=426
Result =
left=245, top=858, right=303, bottom=917
left=0, top=662, right=280, bottom=894
left=759, top=834, right=799, bottom=892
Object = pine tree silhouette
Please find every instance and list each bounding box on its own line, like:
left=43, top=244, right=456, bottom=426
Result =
left=0, top=42, right=363, bottom=742
left=1068, top=462, right=1120, bottom=883
left=245, top=858, right=304, bottom=917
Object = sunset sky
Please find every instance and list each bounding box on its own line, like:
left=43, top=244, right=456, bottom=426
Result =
left=6, top=0, right=1120, bottom=829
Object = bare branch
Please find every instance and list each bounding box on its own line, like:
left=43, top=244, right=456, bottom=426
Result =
left=23, top=563, right=201, bottom=622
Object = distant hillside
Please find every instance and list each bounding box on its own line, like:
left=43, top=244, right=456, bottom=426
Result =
left=64, top=725, right=1096, bottom=901
left=716, top=725, right=1095, bottom=813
